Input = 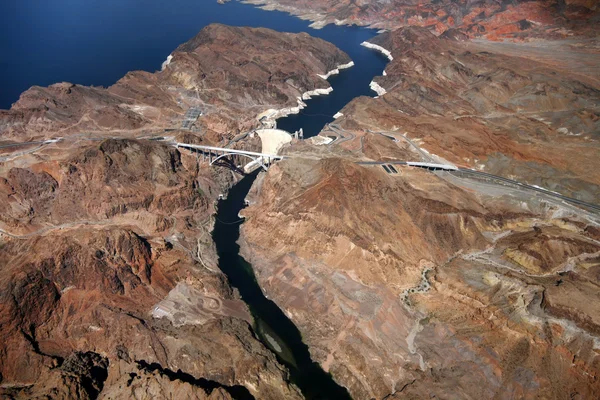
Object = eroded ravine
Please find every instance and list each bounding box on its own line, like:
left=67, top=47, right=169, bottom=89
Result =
left=212, top=172, right=351, bottom=400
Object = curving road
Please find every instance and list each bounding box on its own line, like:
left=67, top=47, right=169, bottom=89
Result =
left=349, top=128, right=600, bottom=213
left=452, top=168, right=600, bottom=213
left=367, top=129, right=433, bottom=162
left=327, top=123, right=355, bottom=147
left=357, top=160, right=600, bottom=213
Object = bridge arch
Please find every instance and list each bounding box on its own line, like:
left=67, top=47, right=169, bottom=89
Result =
left=210, top=152, right=268, bottom=171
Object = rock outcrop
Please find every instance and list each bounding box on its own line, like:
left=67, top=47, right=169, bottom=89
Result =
left=234, top=13, right=600, bottom=398
left=0, top=139, right=301, bottom=399
left=2, top=4, right=599, bottom=399
left=335, top=26, right=600, bottom=202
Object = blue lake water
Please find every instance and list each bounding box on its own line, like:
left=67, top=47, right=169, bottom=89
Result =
left=0, top=0, right=388, bottom=137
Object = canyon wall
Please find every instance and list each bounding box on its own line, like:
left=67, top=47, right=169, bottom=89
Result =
left=244, top=0, right=599, bottom=39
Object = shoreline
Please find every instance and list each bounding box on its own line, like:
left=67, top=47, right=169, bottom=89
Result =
left=240, top=0, right=375, bottom=30
left=318, top=61, right=354, bottom=79
left=257, top=60, right=356, bottom=128
left=369, top=80, right=387, bottom=96
left=360, top=41, right=393, bottom=61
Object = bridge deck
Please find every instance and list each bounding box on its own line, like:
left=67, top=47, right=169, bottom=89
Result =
left=175, top=142, right=284, bottom=159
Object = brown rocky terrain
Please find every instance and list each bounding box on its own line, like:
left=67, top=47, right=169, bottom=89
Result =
left=0, top=24, right=349, bottom=143
left=2, top=2, right=600, bottom=399
left=0, top=24, right=354, bottom=399
left=244, top=0, right=599, bottom=39
left=241, top=156, right=600, bottom=399
left=233, top=8, right=600, bottom=397
left=0, top=138, right=302, bottom=399
left=334, top=26, right=600, bottom=202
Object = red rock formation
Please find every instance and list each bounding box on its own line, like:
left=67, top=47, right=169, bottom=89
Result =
left=0, top=23, right=355, bottom=398
left=244, top=0, right=599, bottom=39
left=0, top=138, right=301, bottom=399
left=232, top=3, right=600, bottom=399
left=235, top=28, right=599, bottom=398
left=336, top=26, right=600, bottom=202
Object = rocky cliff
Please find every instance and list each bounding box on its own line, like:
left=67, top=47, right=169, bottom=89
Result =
left=0, top=138, right=302, bottom=399
left=235, top=9, right=600, bottom=397
left=337, top=26, right=600, bottom=202
left=235, top=2, right=599, bottom=399
left=2, top=4, right=599, bottom=399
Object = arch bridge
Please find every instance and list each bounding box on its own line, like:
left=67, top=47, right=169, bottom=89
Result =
left=175, top=142, right=284, bottom=173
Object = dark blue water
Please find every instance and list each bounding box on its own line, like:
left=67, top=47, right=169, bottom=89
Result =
left=213, top=172, right=351, bottom=399
left=0, top=0, right=387, bottom=137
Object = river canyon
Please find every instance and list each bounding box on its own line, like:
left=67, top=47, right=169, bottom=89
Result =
left=1, top=0, right=599, bottom=399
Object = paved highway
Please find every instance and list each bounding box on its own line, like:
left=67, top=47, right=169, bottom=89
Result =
left=367, top=129, right=434, bottom=162
left=354, top=129, right=599, bottom=213
left=0, top=138, right=64, bottom=162
left=174, top=142, right=283, bottom=160
left=358, top=160, right=600, bottom=213
left=453, top=168, right=600, bottom=213
left=327, top=123, right=355, bottom=147
left=0, top=137, right=62, bottom=149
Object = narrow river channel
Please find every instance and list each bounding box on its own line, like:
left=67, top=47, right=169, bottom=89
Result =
left=212, top=173, right=351, bottom=399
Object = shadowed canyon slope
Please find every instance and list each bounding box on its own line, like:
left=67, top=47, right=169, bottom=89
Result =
left=236, top=13, right=600, bottom=398
left=1, top=1, right=600, bottom=399
left=241, top=157, right=600, bottom=399
left=0, top=24, right=349, bottom=142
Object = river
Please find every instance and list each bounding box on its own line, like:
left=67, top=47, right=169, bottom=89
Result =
left=213, top=173, right=351, bottom=399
